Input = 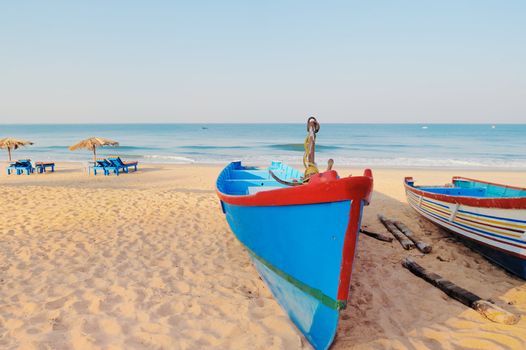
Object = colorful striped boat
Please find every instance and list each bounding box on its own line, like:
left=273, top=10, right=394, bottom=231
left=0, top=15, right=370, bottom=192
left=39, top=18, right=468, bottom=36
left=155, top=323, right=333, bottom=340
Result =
left=217, top=161, right=373, bottom=350
left=404, top=176, right=526, bottom=279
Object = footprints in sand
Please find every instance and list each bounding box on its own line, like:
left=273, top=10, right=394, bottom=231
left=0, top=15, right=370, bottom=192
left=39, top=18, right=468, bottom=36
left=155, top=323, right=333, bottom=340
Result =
left=339, top=190, right=526, bottom=349
left=45, top=296, right=68, bottom=310
left=0, top=184, right=301, bottom=349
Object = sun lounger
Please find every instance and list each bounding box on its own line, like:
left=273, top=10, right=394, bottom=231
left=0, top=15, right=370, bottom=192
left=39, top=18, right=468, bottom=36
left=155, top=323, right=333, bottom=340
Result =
left=6, top=159, right=34, bottom=175
left=35, top=162, right=55, bottom=173
left=89, top=157, right=138, bottom=176
left=92, top=159, right=117, bottom=176
left=108, top=157, right=139, bottom=173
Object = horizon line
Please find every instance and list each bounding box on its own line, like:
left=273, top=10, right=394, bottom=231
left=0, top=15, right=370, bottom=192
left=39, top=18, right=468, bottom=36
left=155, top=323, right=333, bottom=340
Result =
left=1, top=122, right=523, bottom=126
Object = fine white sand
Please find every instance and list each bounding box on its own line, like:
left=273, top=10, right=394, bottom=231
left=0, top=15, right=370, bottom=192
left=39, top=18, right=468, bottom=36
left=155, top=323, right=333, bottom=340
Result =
left=0, top=162, right=524, bottom=349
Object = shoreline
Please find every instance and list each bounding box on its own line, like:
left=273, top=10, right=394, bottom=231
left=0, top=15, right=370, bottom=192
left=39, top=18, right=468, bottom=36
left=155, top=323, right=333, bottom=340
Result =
left=3, top=160, right=526, bottom=172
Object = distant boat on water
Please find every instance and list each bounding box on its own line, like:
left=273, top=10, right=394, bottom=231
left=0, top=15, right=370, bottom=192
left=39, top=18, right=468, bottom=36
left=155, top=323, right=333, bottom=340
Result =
left=422, top=126, right=428, bottom=129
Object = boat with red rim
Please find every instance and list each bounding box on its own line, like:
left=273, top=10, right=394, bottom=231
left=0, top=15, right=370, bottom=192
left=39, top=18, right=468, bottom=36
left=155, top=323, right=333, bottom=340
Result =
left=404, top=176, right=526, bottom=279
left=216, top=161, right=373, bottom=349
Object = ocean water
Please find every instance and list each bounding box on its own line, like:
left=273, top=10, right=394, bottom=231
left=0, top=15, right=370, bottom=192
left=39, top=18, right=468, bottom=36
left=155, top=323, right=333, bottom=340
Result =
left=0, top=124, right=525, bottom=169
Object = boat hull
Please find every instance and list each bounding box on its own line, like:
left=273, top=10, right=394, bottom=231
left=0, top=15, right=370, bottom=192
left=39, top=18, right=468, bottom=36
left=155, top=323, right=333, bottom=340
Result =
left=217, top=162, right=373, bottom=349
left=404, top=179, right=526, bottom=279
left=222, top=200, right=361, bottom=348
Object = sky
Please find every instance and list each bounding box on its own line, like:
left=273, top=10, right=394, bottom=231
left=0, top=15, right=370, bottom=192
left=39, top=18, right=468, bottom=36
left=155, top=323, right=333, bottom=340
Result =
left=0, top=1, right=524, bottom=124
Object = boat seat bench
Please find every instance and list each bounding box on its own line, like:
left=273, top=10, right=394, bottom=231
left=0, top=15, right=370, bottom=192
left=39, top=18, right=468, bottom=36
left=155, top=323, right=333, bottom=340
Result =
left=224, top=179, right=285, bottom=195
left=247, top=186, right=282, bottom=194
left=229, top=169, right=288, bottom=180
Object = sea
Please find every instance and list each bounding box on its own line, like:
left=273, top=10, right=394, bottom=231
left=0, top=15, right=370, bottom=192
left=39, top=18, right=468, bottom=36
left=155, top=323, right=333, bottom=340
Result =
left=1, top=124, right=525, bottom=169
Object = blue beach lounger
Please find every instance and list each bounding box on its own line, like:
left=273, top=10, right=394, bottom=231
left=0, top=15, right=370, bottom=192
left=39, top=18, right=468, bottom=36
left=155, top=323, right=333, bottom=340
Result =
left=90, top=157, right=138, bottom=176
left=108, top=157, right=139, bottom=173
left=6, top=159, right=34, bottom=175
left=92, top=159, right=117, bottom=176
left=35, top=162, right=55, bottom=173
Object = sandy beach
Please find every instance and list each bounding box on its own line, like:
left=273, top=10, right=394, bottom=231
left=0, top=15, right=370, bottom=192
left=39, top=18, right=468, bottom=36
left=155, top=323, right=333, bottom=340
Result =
left=0, top=162, right=524, bottom=349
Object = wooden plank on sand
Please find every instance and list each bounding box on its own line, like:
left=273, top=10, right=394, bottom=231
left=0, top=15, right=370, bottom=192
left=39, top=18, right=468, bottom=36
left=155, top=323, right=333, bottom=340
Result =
left=359, top=228, right=393, bottom=243
left=393, top=220, right=432, bottom=254
left=402, top=257, right=520, bottom=325
left=378, top=214, right=415, bottom=250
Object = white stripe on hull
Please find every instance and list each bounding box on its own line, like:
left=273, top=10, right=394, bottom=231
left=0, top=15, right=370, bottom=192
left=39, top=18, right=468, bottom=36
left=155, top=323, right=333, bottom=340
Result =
left=405, top=188, right=526, bottom=258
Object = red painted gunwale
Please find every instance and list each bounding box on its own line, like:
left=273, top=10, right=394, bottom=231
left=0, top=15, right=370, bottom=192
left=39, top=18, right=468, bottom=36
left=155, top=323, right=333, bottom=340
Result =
left=404, top=177, right=526, bottom=210
left=218, top=170, right=373, bottom=207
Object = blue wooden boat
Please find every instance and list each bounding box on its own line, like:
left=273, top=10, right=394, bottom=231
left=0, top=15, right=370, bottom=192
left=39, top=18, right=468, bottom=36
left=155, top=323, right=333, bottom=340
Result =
left=405, top=176, right=526, bottom=279
left=217, top=161, right=373, bottom=349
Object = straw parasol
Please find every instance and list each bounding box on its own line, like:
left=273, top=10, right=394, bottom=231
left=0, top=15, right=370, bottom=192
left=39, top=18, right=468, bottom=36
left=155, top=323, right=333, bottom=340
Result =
left=69, top=137, right=119, bottom=162
left=0, top=138, right=34, bottom=161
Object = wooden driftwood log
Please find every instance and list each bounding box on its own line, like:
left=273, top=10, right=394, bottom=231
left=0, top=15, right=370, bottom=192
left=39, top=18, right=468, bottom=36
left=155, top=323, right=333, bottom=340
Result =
left=359, top=229, right=393, bottom=243
left=393, top=221, right=432, bottom=254
left=378, top=214, right=415, bottom=250
left=402, top=257, right=520, bottom=325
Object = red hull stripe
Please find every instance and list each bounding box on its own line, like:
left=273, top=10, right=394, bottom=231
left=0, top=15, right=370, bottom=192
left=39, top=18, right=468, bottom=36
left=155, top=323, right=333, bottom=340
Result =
left=420, top=201, right=450, bottom=217
left=458, top=208, right=526, bottom=224
left=455, top=216, right=524, bottom=234
left=404, top=182, right=526, bottom=209
left=408, top=194, right=526, bottom=247
left=410, top=200, right=526, bottom=252
left=337, top=201, right=362, bottom=301
left=415, top=195, right=525, bottom=234
left=409, top=191, right=526, bottom=230
left=412, top=203, right=526, bottom=259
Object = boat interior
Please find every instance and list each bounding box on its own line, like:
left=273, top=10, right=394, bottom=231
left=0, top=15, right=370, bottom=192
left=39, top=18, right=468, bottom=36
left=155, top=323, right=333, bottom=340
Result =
left=217, top=161, right=301, bottom=196
left=414, top=179, right=526, bottom=198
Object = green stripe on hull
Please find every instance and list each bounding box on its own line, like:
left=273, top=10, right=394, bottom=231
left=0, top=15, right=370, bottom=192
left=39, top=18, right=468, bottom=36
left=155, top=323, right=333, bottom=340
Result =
left=246, top=248, right=346, bottom=311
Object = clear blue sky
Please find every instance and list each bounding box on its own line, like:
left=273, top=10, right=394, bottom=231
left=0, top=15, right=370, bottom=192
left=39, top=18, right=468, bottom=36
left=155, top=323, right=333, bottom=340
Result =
left=0, top=1, right=524, bottom=123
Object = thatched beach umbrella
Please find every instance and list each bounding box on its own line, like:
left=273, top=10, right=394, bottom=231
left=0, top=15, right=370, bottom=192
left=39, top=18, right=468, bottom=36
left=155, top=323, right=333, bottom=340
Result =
left=0, top=137, right=34, bottom=161
left=69, top=137, right=119, bottom=161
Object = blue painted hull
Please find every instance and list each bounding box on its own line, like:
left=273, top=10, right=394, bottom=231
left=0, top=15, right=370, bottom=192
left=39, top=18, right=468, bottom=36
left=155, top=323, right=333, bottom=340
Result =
left=223, top=201, right=361, bottom=349
left=253, top=256, right=340, bottom=349
left=217, top=161, right=373, bottom=349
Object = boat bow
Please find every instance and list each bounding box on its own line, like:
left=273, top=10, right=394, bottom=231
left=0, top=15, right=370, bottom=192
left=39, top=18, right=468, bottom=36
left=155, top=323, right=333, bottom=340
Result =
left=217, top=161, right=373, bottom=349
